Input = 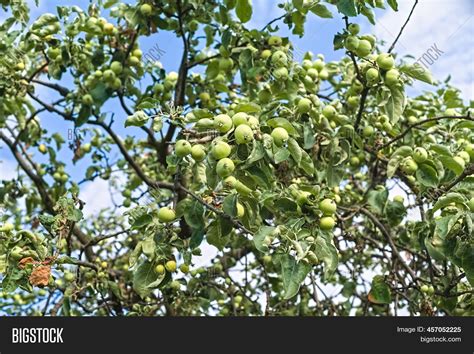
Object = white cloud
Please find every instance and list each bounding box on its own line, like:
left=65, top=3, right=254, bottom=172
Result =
left=80, top=178, right=116, bottom=216
left=246, top=0, right=284, bottom=29
left=373, top=0, right=474, bottom=100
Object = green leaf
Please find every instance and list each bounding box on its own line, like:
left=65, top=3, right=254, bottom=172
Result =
left=384, top=200, right=406, bottom=226
left=253, top=226, right=275, bottom=253
left=336, top=0, right=357, bottom=17
left=274, top=147, right=290, bottom=164
left=385, top=85, right=406, bottom=124
left=275, top=254, right=311, bottom=299
left=184, top=200, right=205, bottom=230
left=368, top=275, right=391, bottom=304
left=287, top=138, right=302, bottom=164
left=223, top=193, right=238, bottom=217
left=235, top=0, right=252, bottom=23
left=131, top=213, right=153, bottom=229
left=300, top=150, right=315, bottom=175
left=387, top=0, right=398, bottom=11
left=400, top=64, right=434, bottom=85
left=314, top=232, right=338, bottom=279
left=416, top=164, right=439, bottom=187
left=367, top=188, right=388, bottom=215
left=133, top=261, right=159, bottom=299
left=310, top=4, right=333, bottom=18
left=234, top=102, right=261, bottom=113
left=431, top=193, right=466, bottom=214
left=206, top=218, right=229, bottom=250
left=438, top=156, right=464, bottom=176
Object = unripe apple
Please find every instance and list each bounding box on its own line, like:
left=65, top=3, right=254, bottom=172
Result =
left=268, top=35, right=282, bottom=46
left=376, top=53, right=395, bottom=71
left=224, top=176, right=237, bottom=188
left=155, top=264, right=165, bottom=274
left=0, top=223, right=14, bottom=232
left=232, top=112, right=248, bottom=126
left=133, top=49, right=143, bottom=59
left=158, top=207, right=176, bottom=223
left=103, top=23, right=115, bottom=35
left=38, top=144, right=48, bottom=154
left=82, top=94, right=94, bottom=105
left=362, top=126, right=374, bottom=137
left=457, top=151, right=470, bottom=163
left=212, top=141, right=231, bottom=159
left=64, top=272, right=75, bottom=282
left=214, top=114, right=233, bottom=133
left=320, top=216, right=336, bottom=230
left=400, top=157, right=418, bottom=175
left=366, top=67, right=379, bottom=84
left=302, top=59, right=313, bottom=70
left=175, top=139, right=192, bottom=157
left=313, top=59, right=325, bottom=71
left=271, top=127, right=289, bottom=147
left=191, top=144, right=206, bottom=161
left=453, top=156, right=466, bottom=169
left=140, top=4, right=152, bottom=16
left=273, top=67, right=289, bottom=81
left=464, top=143, right=474, bottom=159
left=413, top=147, right=428, bottom=163
left=360, top=34, right=376, bottom=48
left=348, top=23, right=360, bottom=35
left=420, top=284, right=429, bottom=293
left=271, top=51, right=287, bottom=67
left=344, top=35, right=360, bottom=52
left=165, top=260, right=177, bottom=272
left=350, top=156, right=360, bottom=167
left=171, top=264, right=187, bottom=276
left=355, top=39, right=372, bottom=57
left=129, top=56, right=140, bottom=66
left=263, top=255, right=272, bottom=265
left=82, top=143, right=92, bottom=153
left=322, top=105, right=337, bottom=119
left=407, top=115, right=418, bottom=124
left=219, top=57, right=234, bottom=71
left=247, top=116, right=260, bottom=129
left=103, top=69, right=115, bottom=82
left=347, top=96, right=359, bottom=108
left=216, top=158, right=235, bottom=178
left=110, top=61, right=123, bottom=74
left=236, top=202, right=245, bottom=218
left=199, top=92, right=210, bottom=102
left=319, top=198, right=337, bottom=215
left=235, top=124, right=254, bottom=144
left=297, top=98, right=312, bottom=114
left=307, top=68, right=319, bottom=80
left=390, top=195, right=404, bottom=205
left=384, top=68, right=399, bottom=86
left=444, top=108, right=459, bottom=116
left=261, top=49, right=272, bottom=59
left=319, top=69, right=329, bottom=80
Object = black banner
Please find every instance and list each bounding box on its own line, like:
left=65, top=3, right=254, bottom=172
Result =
left=0, top=317, right=472, bottom=353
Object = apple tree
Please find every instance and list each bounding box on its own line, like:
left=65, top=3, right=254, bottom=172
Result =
left=0, top=0, right=473, bottom=316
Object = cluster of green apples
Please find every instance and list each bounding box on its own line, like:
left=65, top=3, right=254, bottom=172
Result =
left=153, top=71, right=178, bottom=102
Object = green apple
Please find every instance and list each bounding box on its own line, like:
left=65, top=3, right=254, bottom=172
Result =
left=307, top=68, right=319, bottom=80
left=38, top=144, right=48, bottom=154
left=453, top=156, right=466, bottom=169
left=212, top=141, right=231, bottom=159
left=320, top=216, right=336, bottom=230
left=376, top=53, right=395, bottom=70
left=261, top=49, right=272, bottom=59
left=175, top=139, right=192, bottom=157
left=322, top=105, right=337, bottom=119
left=464, top=143, right=474, bottom=159
left=271, top=127, right=289, bottom=147
left=129, top=56, right=140, bottom=66
left=133, top=49, right=143, bottom=59
left=165, top=260, right=177, bottom=272
left=82, top=94, right=94, bottom=105
left=103, top=23, right=115, bottom=35
left=273, top=67, right=289, bottom=81
left=384, top=68, right=399, bottom=86
left=413, top=147, right=428, bottom=163
left=313, top=59, right=325, bottom=71
left=219, top=57, right=234, bottom=71
left=393, top=195, right=405, bottom=203
left=232, top=112, right=248, bottom=126
left=216, top=158, right=235, bottom=178
left=319, top=198, right=337, bottom=215
left=362, top=126, right=374, bottom=137
left=355, top=39, right=372, bottom=57
left=155, top=264, right=165, bottom=274
left=223, top=176, right=237, bottom=188
left=235, top=124, right=254, bottom=144
left=268, top=35, right=282, bottom=46
left=103, top=69, right=115, bottom=82
left=348, top=23, right=360, bottom=35
left=457, top=151, right=470, bottom=163
left=110, top=61, right=123, bottom=74
left=366, top=67, right=379, bottom=83
left=258, top=89, right=272, bottom=104
left=247, top=116, right=260, bottom=129
left=345, top=35, right=360, bottom=52
left=350, top=156, right=360, bottom=167
left=214, top=114, right=233, bottom=133
left=191, top=144, right=206, bottom=161
left=158, top=207, right=176, bottom=223
left=140, top=4, right=152, bottom=16
left=400, top=157, right=418, bottom=175
left=297, top=98, right=312, bottom=114
left=236, top=202, right=245, bottom=218
left=0, top=223, right=14, bottom=232
left=271, top=50, right=288, bottom=67
left=360, top=34, right=376, bottom=48
left=420, top=284, right=429, bottom=293
left=82, top=143, right=92, bottom=153
left=179, top=264, right=189, bottom=273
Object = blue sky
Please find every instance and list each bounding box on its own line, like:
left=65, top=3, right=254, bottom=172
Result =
left=0, top=0, right=472, bottom=314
